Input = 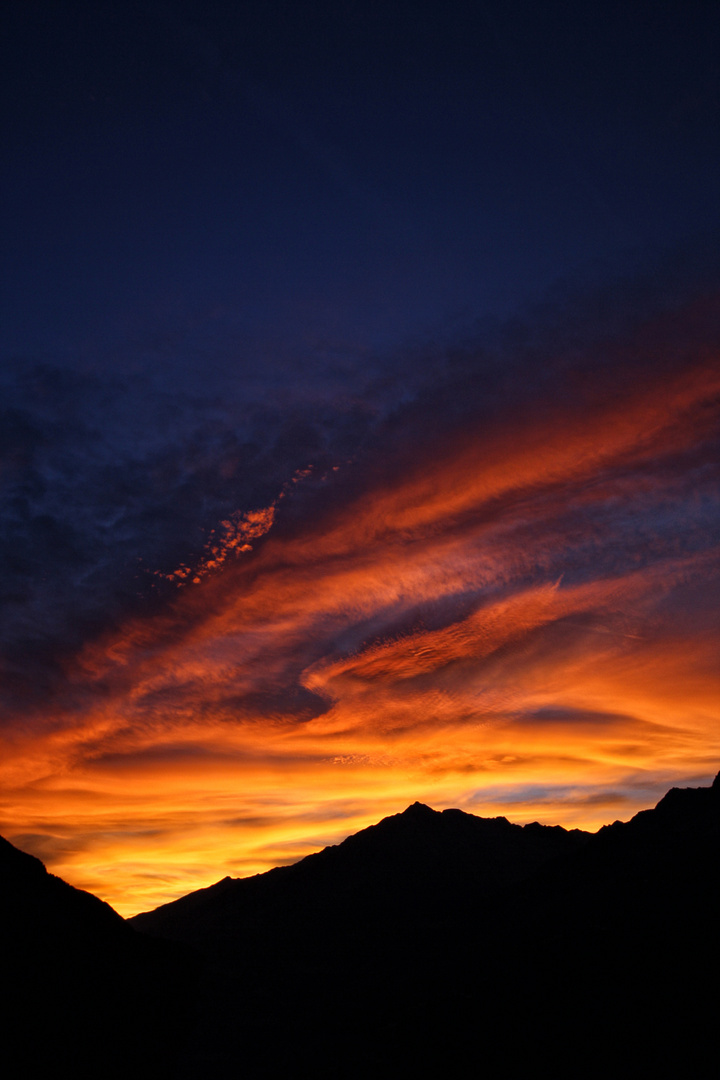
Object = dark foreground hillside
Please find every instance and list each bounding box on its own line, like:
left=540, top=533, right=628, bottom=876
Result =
left=132, top=774, right=720, bottom=1078
left=0, top=835, right=197, bottom=1079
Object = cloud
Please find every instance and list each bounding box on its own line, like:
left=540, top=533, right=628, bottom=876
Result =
left=1, top=263, right=719, bottom=912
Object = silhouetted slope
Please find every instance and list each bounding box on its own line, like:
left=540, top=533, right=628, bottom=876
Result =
left=132, top=805, right=591, bottom=1076
left=0, top=834, right=197, bottom=1078
left=132, top=804, right=592, bottom=1077
left=494, top=774, right=720, bottom=1075
left=132, top=803, right=589, bottom=945
left=131, top=776, right=720, bottom=1078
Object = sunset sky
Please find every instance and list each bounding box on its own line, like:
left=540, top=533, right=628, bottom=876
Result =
left=1, top=1, right=719, bottom=916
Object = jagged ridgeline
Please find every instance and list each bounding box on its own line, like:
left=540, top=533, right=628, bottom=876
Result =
left=3, top=775, right=719, bottom=1078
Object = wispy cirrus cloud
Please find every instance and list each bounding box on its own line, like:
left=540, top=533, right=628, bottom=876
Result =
left=1, top=275, right=718, bottom=914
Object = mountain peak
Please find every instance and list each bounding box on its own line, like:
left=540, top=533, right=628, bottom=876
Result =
left=401, top=801, right=436, bottom=816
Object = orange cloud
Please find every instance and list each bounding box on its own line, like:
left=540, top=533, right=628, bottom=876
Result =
left=1, top=349, right=718, bottom=915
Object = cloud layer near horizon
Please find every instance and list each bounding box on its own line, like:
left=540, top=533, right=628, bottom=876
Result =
left=1, top=276, right=719, bottom=915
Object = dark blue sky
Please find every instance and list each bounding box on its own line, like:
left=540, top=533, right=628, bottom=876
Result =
left=4, top=1, right=720, bottom=363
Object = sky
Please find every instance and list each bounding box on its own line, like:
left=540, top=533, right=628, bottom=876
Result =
left=1, top=0, right=719, bottom=916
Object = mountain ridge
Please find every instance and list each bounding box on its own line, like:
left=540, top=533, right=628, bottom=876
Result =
left=130, top=797, right=590, bottom=940
left=3, top=773, right=718, bottom=1077
left=125, top=772, right=719, bottom=1077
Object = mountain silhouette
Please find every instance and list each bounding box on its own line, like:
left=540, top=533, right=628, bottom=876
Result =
left=0, top=834, right=196, bottom=1078
left=130, top=774, right=720, bottom=1077
left=4, top=775, right=717, bottom=1077
left=131, top=802, right=589, bottom=947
